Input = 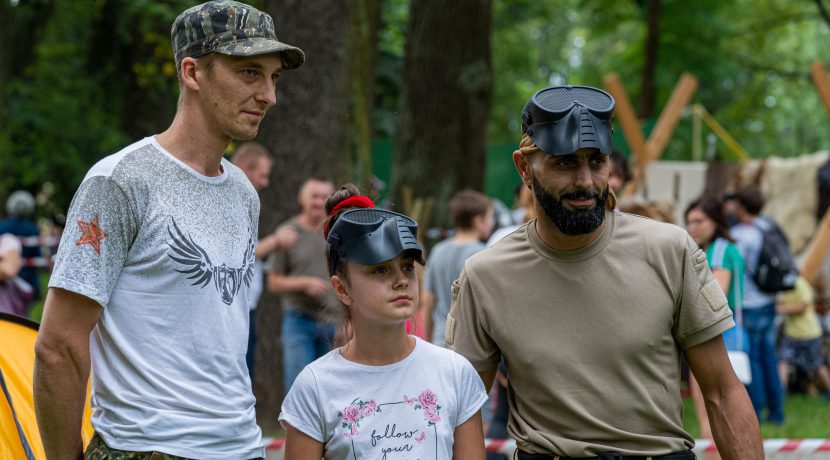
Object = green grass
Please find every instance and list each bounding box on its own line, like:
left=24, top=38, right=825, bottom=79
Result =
left=682, top=394, right=830, bottom=438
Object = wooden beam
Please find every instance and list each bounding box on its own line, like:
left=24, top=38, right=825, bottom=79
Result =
left=604, top=72, right=698, bottom=196
left=645, top=73, right=698, bottom=162
left=603, top=73, right=650, bottom=197
left=811, top=61, right=830, bottom=122
left=801, top=209, right=830, bottom=286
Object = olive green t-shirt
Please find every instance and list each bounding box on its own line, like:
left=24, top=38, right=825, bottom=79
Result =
left=265, top=216, right=339, bottom=322
left=446, top=210, right=733, bottom=457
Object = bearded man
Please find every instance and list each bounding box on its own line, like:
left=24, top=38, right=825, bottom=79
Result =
left=446, top=85, right=762, bottom=460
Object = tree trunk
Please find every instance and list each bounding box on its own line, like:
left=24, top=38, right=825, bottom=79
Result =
left=255, top=0, right=379, bottom=431
left=391, top=0, right=492, bottom=228
left=638, top=0, right=661, bottom=119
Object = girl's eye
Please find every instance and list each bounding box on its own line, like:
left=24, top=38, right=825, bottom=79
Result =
left=372, top=266, right=388, bottom=274
left=402, top=263, right=415, bottom=272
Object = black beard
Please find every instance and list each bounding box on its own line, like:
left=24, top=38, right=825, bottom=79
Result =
left=532, top=175, right=608, bottom=235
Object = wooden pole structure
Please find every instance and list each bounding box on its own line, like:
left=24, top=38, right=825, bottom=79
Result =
left=802, top=61, right=830, bottom=286
left=810, top=61, right=830, bottom=122
left=801, top=210, right=830, bottom=286
left=644, top=73, right=698, bottom=163
left=691, top=104, right=750, bottom=162
left=603, top=73, right=650, bottom=197
left=604, top=72, right=698, bottom=197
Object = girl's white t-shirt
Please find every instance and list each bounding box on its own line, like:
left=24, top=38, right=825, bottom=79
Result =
left=279, top=336, right=488, bottom=459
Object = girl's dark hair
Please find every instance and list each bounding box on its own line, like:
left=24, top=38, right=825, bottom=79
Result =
left=323, top=183, right=362, bottom=277
left=323, top=183, right=362, bottom=347
left=684, top=196, right=733, bottom=243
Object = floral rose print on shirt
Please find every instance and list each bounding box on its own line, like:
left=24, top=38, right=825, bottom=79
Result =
left=339, top=399, right=379, bottom=439
left=404, top=390, right=442, bottom=425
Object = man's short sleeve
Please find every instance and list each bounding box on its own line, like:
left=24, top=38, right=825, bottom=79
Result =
left=49, top=176, right=136, bottom=307
left=445, top=266, right=500, bottom=371
left=674, top=234, right=734, bottom=349
left=452, top=353, right=488, bottom=427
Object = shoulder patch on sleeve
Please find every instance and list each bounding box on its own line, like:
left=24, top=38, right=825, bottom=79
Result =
left=701, top=279, right=728, bottom=311
left=445, top=315, right=456, bottom=345
left=693, top=248, right=707, bottom=267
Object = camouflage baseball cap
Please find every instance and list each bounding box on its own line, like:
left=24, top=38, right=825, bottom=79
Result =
left=171, top=1, right=305, bottom=70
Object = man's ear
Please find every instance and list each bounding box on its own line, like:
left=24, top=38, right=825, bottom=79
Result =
left=179, top=57, right=201, bottom=92
left=331, top=275, right=352, bottom=306
left=513, top=149, right=533, bottom=188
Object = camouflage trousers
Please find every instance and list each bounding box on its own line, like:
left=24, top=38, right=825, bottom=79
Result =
left=84, top=434, right=192, bottom=460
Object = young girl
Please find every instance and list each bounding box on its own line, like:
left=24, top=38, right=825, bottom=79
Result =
left=279, top=184, right=488, bottom=460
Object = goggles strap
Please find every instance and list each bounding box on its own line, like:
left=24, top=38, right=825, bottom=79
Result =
left=324, top=195, right=375, bottom=239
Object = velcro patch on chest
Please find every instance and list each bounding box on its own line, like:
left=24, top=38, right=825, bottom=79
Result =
left=700, top=279, right=728, bottom=311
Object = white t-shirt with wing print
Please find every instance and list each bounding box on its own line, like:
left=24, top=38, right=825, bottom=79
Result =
left=49, top=136, right=263, bottom=459
left=279, top=336, right=488, bottom=460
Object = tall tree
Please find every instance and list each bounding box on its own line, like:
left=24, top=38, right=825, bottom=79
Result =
left=637, top=0, right=661, bottom=118
left=391, top=0, right=493, bottom=227
left=255, top=0, right=379, bottom=430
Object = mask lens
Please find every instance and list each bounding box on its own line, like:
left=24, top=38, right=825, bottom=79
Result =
left=534, top=86, right=614, bottom=115
left=341, top=208, right=416, bottom=227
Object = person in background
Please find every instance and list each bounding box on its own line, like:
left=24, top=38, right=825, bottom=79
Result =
left=0, top=232, right=33, bottom=316
left=33, top=1, right=305, bottom=458
left=423, top=189, right=494, bottom=346
left=730, top=185, right=786, bottom=424
left=488, top=185, right=534, bottom=246
left=267, top=176, right=339, bottom=393
left=0, top=190, right=42, bottom=302
left=231, top=141, right=297, bottom=381
left=280, top=184, right=487, bottom=459
left=684, top=196, right=746, bottom=439
left=777, top=276, right=830, bottom=400
left=608, top=149, right=632, bottom=194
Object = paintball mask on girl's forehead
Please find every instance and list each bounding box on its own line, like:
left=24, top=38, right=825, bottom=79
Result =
left=521, top=85, right=615, bottom=156
left=326, top=208, right=425, bottom=276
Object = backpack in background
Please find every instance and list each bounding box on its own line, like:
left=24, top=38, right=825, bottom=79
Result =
left=752, top=217, right=799, bottom=293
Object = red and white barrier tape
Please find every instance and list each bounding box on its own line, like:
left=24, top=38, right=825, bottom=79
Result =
left=696, top=438, right=830, bottom=455
left=22, top=256, right=55, bottom=268
left=263, top=438, right=830, bottom=455
left=18, top=235, right=60, bottom=247
left=264, top=438, right=285, bottom=451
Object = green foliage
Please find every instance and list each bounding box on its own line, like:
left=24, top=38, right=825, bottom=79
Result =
left=0, top=0, right=191, bottom=216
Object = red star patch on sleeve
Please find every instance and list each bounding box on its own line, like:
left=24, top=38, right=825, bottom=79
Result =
left=76, top=214, right=109, bottom=255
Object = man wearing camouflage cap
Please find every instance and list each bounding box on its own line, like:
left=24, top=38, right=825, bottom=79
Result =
left=446, top=85, right=763, bottom=459
left=34, top=2, right=303, bottom=459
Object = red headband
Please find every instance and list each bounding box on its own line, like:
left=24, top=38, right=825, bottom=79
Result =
left=323, top=195, right=375, bottom=238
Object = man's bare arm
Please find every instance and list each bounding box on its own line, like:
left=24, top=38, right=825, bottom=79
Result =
left=686, top=335, right=763, bottom=460
left=34, top=288, right=102, bottom=460
left=478, top=368, right=497, bottom=393
left=267, top=271, right=328, bottom=297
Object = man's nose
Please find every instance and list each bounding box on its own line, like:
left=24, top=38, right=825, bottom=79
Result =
left=574, top=162, right=593, bottom=189
left=257, top=79, right=277, bottom=107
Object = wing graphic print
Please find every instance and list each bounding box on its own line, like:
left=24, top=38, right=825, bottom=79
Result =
left=241, top=230, right=255, bottom=288
left=167, top=218, right=214, bottom=288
